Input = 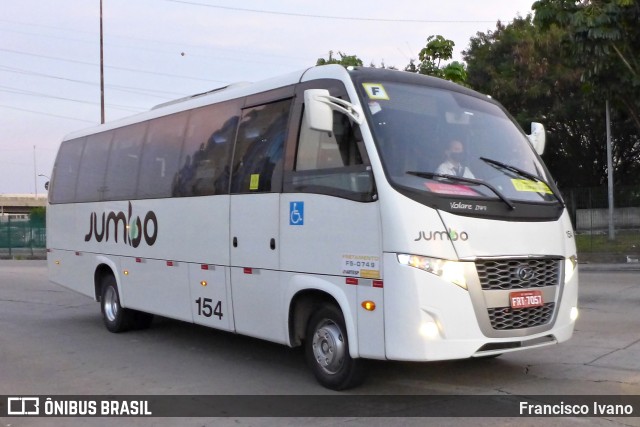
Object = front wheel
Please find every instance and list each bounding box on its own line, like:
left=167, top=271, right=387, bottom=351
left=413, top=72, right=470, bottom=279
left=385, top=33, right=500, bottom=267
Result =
left=305, top=305, right=365, bottom=390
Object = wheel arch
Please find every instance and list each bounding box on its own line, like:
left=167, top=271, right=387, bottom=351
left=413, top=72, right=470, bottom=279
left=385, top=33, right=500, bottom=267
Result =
left=93, top=256, right=120, bottom=302
left=287, top=280, right=359, bottom=357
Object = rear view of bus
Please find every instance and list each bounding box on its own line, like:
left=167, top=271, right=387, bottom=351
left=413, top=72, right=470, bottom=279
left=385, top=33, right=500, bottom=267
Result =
left=47, top=65, right=578, bottom=390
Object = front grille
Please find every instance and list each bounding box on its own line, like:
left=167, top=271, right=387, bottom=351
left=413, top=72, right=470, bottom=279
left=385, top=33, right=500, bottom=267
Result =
left=475, top=258, right=561, bottom=290
left=488, top=303, right=555, bottom=330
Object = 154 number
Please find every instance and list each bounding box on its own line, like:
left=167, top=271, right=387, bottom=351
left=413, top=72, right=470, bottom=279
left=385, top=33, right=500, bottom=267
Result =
left=195, top=297, right=223, bottom=319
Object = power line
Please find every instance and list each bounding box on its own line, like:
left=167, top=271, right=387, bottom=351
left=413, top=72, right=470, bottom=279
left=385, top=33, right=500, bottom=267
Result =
left=0, top=65, right=184, bottom=98
left=0, top=86, right=144, bottom=113
left=162, top=0, right=499, bottom=23
left=0, top=47, right=226, bottom=83
left=0, top=104, right=97, bottom=124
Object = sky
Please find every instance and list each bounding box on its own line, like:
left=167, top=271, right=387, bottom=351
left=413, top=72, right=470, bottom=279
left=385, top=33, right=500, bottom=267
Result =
left=0, top=0, right=536, bottom=196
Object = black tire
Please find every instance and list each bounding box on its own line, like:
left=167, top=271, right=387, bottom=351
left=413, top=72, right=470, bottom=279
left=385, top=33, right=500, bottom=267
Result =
left=100, top=275, right=135, bottom=333
left=305, top=304, right=365, bottom=390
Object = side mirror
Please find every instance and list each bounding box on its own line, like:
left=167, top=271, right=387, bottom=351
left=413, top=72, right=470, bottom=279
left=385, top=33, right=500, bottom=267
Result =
left=303, top=89, right=365, bottom=134
left=528, top=122, right=546, bottom=155
left=304, top=89, right=334, bottom=133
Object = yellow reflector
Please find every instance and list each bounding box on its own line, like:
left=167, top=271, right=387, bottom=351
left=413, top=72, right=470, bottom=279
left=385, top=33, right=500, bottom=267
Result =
left=200, top=281, right=207, bottom=287
left=123, top=270, right=129, bottom=276
left=361, top=301, right=376, bottom=311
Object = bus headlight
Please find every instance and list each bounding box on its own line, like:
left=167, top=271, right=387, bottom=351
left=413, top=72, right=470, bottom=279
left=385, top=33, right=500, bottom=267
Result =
left=397, top=254, right=467, bottom=290
left=564, top=255, right=577, bottom=284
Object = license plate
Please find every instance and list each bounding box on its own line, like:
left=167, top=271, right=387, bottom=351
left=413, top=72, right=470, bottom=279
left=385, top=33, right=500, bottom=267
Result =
left=510, top=290, right=543, bottom=309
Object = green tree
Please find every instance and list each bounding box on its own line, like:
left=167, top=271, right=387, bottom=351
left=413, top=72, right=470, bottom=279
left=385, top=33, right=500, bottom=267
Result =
left=464, top=16, right=617, bottom=188
left=406, top=35, right=468, bottom=85
left=532, top=0, right=640, bottom=184
left=316, top=51, right=364, bottom=67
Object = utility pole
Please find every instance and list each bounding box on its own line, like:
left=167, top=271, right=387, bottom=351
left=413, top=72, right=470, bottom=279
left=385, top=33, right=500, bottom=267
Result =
left=100, top=0, right=105, bottom=124
left=606, top=100, right=615, bottom=240
left=33, top=145, right=38, bottom=198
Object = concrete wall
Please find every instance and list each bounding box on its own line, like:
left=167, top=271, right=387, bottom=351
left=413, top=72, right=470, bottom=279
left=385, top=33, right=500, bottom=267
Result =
left=576, top=207, right=640, bottom=231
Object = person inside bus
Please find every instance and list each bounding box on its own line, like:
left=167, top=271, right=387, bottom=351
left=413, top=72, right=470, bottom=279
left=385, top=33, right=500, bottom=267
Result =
left=436, top=139, right=474, bottom=178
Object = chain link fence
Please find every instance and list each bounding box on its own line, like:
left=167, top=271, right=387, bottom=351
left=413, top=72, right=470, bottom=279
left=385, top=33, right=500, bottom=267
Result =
left=563, top=185, right=640, bottom=260
left=0, top=216, right=46, bottom=259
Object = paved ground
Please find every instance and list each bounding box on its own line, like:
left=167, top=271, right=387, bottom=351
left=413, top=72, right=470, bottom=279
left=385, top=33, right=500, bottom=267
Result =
left=0, top=260, right=638, bottom=426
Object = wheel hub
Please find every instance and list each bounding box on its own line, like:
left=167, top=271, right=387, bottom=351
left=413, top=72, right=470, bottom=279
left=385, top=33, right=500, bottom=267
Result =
left=312, top=321, right=345, bottom=375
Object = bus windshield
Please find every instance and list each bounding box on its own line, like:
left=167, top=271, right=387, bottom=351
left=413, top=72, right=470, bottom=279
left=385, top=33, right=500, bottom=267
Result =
left=359, top=81, right=558, bottom=204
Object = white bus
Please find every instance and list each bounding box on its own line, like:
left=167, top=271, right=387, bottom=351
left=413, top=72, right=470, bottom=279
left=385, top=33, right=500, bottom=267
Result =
left=47, top=65, right=579, bottom=390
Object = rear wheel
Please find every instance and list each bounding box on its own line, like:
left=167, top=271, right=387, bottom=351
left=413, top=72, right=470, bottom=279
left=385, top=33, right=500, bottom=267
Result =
left=305, top=305, right=364, bottom=390
left=100, top=275, right=153, bottom=332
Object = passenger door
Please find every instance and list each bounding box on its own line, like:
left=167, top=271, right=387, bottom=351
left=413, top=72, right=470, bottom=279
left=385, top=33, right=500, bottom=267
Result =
left=229, top=94, right=293, bottom=344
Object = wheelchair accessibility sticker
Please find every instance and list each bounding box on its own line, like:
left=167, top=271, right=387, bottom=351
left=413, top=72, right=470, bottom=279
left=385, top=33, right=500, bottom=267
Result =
left=289, top=201, right=304, bottom=225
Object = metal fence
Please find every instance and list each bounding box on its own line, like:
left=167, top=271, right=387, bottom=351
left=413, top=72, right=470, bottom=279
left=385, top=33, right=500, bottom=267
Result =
left=0, top=216, right=46, bottom=258
left=563, top=185, right=640, bottom=259
left=564, top=185, right=640, bottom=231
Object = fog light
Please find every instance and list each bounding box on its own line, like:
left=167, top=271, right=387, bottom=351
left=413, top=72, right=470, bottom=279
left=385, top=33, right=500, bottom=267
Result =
left=419, top=321, right=440, bottom=339
left=570, top=306, right=579, bottom=321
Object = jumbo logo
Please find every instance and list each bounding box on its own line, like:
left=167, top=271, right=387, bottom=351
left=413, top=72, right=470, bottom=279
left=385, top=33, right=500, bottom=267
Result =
left=414, top=228, right=468, bottom=242
left=84, top=202, right=158, bottom=247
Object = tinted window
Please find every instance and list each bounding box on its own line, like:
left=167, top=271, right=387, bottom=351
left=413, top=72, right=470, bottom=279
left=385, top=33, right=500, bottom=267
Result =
left=76, top=131, right=113, bottom=202
left=291, top=107, right=374, bottom=201
left=50, top=138, right=85, bottom=204
left=138, top=112, right=187, bottom=199
left=173, top=102, right=239, bottom=197
left=230, top=99, right=292, bottom=193
left=103, top=123, right=147, bottom=200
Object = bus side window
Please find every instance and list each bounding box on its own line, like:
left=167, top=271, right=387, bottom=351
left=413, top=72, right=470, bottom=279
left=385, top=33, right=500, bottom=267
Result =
left=291, top=108, right=374, bottom=202
left=174, top=102, right=239, bottom=197
left=76, top=131, right=113, bottom=202
left=138, top=112, right=188, bottom=199
left=49, top=138, right=85, bottom=204
left=103, top=122, right=148, bottom=201
left=230, top=99, right=292, bottom=194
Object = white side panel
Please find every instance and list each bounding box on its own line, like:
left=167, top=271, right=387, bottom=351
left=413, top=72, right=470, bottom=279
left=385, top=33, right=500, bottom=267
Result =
left=230, top=193, right=284, bottom=343
left=231, top=268, right=286, bottom=343
left=356, top=282, right=385, bottom=359
left=120, top=258, right=191, bottom=322
left=189, top=263, right=233, bottom=331
left=49, top=197, right=230, bottom=265
left=279, top=194, right=382, bottom=278
left=230, top=194, right=279, bottom=269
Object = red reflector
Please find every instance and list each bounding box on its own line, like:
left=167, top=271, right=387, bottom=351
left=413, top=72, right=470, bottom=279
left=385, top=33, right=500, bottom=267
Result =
left=373, top=280, right=384, bottom=288
left=346, top=278, right=359, bottom=285
left=243, top=267, right=253, bottom=274
left=166, top=261, right=174, bottom=267
left=75, top=252, right=80, bottom=256
left=136, top=258, right=142, bottom=263
left=201, top=264, right=209, bottom=270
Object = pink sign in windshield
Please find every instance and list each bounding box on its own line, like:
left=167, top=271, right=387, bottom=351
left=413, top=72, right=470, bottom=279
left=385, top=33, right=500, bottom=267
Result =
left=425, top=182, right=479, bottom=197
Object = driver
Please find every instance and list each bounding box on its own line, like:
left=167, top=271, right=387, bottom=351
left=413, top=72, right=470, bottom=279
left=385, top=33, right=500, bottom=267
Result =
left=436, top=139, right=474, bottom=178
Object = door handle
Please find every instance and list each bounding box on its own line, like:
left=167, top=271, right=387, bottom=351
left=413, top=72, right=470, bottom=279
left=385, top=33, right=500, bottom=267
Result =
left=270, top=238, right=276, bottom=250
left=233, top=237, right=238, bottom=247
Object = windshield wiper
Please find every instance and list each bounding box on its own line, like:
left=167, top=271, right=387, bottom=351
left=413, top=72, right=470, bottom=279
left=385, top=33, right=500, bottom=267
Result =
left=406, top=171, right=515, bottom=210
left=479, top=157, right=563, bottom=204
